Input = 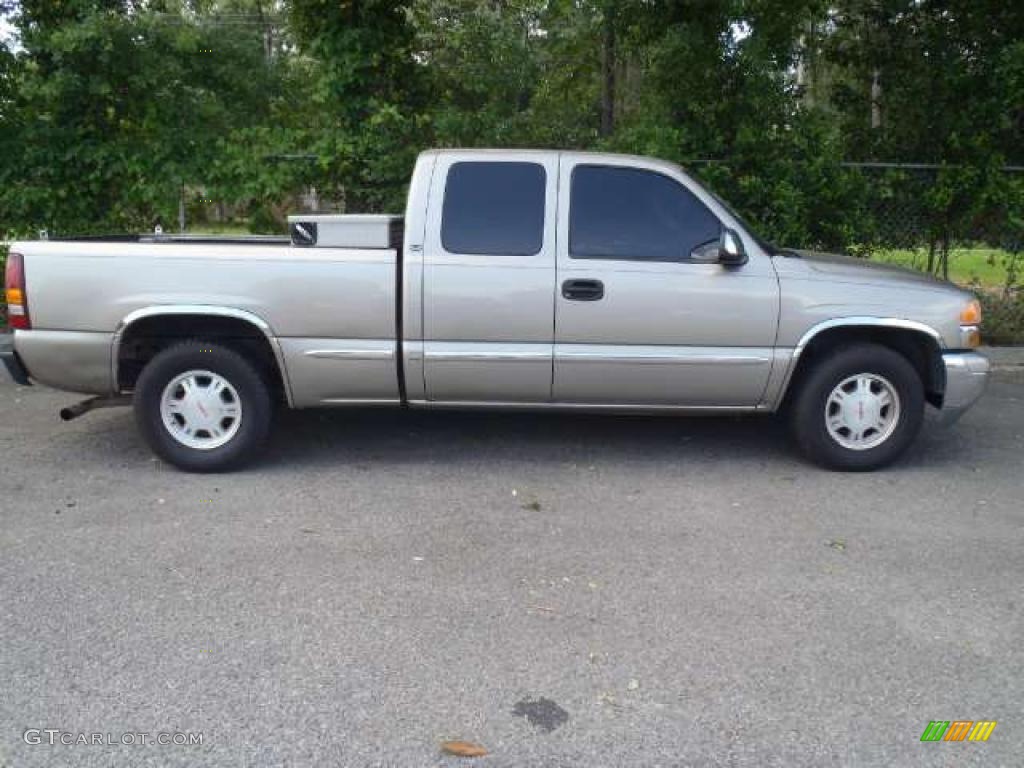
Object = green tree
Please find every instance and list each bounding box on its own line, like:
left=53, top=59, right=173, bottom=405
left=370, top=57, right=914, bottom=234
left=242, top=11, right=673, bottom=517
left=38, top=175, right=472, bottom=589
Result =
left=409, top=0, right=545, bottom=146
left=824, top=0, right=1024, bottom=270
left=285, top=0, right=426, bottom=211
left=0, top=0, right=289, bottom=234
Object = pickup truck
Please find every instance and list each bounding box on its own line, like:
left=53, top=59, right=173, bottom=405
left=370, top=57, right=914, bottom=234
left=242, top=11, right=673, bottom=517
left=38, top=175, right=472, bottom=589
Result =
left=3, top=149, right=990, bottom=472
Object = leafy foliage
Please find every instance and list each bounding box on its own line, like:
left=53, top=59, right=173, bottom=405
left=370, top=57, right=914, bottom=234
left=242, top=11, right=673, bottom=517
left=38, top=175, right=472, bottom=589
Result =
left=0, top=0, right=1021, bottom=260
left=1, top=0, right=295, bottom=234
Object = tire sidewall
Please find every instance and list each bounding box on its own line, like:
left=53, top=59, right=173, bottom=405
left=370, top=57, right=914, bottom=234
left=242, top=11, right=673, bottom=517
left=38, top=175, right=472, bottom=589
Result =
left=793, top=344, right=925, bottom=471
left=134, top=342, right=272, bottom=472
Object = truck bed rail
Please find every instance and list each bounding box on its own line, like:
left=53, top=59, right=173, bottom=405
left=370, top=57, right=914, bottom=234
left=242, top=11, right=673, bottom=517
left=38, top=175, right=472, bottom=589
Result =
left=48, top=234, right=291, bottom=245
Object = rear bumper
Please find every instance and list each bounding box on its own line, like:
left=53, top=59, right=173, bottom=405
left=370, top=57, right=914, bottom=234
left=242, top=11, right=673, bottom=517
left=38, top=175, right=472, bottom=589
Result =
left=6, top=330, right=115, bottom=395
left=2, top=348, right=32, bottom=386
left=937, top=352, right=990, bottom=426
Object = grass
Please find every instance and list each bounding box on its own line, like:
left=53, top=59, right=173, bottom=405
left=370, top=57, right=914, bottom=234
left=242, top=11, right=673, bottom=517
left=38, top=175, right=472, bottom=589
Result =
left=870, top=246, right=1015, bottom=288
left=185, top=222, right=255, bottom=235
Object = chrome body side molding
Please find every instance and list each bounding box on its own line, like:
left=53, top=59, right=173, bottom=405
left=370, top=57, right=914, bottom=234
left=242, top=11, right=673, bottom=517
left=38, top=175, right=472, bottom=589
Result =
left=303, top=348, right=395, bottom=361
left=424, top=343, right=552, bottom=364
left=554, top=345, right=770, bottom=366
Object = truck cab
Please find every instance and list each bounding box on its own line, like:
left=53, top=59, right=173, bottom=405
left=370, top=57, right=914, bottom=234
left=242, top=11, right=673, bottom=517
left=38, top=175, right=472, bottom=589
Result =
left=402, top=149, right=779, bottom=409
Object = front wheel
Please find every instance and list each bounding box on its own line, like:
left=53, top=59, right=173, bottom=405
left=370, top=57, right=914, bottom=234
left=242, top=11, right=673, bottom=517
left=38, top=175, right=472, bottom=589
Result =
left=790, top=343, right=925, bottom=471
left=134, top=340, right=273, bottom=472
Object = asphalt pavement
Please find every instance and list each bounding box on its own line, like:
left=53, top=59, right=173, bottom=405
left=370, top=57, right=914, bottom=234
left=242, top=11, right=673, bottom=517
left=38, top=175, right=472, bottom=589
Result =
left=1, top=365, right=1022, bottom=767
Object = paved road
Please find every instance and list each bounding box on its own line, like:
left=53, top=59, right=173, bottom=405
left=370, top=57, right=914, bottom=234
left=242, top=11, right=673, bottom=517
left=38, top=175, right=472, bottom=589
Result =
left=1, top=371, right=1022, bottom=767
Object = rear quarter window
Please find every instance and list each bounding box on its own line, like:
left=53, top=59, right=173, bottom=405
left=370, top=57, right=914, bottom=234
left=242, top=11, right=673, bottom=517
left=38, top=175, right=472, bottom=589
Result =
left=441, top=162, right=546, bottom=256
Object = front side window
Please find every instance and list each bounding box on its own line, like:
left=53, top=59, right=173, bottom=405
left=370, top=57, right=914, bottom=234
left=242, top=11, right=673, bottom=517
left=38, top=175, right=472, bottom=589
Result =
left=441, top=162, right=546, bottom=256
left=569, top=165, right=721, bottom=261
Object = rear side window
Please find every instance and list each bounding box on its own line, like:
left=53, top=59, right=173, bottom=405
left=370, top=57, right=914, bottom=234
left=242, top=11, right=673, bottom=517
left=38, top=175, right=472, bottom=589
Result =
left=442, top=162, right=546, bottom=256
left=570, top=165, right=721, bottom=261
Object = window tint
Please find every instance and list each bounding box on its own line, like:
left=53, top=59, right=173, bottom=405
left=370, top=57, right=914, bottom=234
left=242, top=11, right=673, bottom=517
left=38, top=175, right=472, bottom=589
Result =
left=569, top=165, right=721, bottom=261
left=442, top=162, right=546, bottom=256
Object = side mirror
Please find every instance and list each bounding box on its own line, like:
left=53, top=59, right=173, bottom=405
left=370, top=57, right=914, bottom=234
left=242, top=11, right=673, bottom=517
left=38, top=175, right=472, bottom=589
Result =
left=689, top=228, right=747, bottom=266
left=719, top=228, right=747, bottom=266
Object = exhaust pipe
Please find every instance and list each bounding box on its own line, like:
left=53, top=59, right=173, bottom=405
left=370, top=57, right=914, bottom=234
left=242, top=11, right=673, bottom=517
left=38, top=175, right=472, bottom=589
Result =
left=60, top=395, right=132, bottom=421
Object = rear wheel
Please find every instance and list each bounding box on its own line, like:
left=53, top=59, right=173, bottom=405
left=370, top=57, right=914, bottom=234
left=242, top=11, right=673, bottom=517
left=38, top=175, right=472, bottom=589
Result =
left=790, top=343, right=924, bottom=471
left=134, top=340, right=273, bottom=472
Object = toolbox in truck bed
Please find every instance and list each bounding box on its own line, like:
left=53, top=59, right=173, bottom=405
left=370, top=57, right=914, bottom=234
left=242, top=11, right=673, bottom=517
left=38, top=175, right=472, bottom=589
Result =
left=287, top=214, right=404, bottom=249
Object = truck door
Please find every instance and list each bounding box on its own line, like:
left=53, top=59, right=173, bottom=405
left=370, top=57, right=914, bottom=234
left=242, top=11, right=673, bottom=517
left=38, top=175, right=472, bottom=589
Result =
left=553, top=155, right=779, bottom=406
left=421, top=152, right=558, bottom=402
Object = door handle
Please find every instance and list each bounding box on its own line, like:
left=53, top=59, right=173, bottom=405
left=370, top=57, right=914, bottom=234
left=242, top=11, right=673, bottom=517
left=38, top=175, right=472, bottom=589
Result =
left=562, top=279, right=604, bottom=301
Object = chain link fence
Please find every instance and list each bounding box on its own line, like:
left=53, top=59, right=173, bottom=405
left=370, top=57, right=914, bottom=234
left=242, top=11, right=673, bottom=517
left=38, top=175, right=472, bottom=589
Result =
left=843, top=162, right=1023, bottom=256
left=834, top=162, right=1022, bottom=342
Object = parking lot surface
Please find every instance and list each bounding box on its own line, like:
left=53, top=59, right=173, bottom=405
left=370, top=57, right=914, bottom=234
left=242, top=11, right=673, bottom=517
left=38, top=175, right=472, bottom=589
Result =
left=1, top=371, right=1022, bottom=767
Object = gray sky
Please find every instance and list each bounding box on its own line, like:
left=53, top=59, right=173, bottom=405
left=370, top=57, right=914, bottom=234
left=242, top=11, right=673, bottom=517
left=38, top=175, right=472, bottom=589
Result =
left=1, top=1, right=18, bottom=50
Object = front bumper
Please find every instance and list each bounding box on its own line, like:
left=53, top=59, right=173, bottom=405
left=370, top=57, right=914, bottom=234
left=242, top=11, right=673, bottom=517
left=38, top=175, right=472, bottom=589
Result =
left=937, top=352, right=990, bottom=426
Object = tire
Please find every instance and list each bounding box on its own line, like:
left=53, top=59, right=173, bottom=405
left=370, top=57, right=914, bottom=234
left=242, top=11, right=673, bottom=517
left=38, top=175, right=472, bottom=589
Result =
left=133, top=340, right=273, bottom=472
left=790, top=343, right=925, bottom=471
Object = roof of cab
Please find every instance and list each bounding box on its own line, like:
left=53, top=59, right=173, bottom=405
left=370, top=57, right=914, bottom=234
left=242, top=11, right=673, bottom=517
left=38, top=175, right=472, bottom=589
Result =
left=418, top=147, right=687, bottom=176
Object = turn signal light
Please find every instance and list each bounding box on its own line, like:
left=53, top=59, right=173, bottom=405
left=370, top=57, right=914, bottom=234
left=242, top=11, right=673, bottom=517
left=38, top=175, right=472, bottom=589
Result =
left=959, top=299, right=981, bottom=326
left=4, top=252, right=30, bottom=330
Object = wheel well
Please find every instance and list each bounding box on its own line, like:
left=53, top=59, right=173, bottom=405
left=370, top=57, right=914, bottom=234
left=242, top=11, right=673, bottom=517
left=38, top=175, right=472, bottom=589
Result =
left=116, top=314, right=287, bottom=402
left=782, top=326, right=946, bottom=409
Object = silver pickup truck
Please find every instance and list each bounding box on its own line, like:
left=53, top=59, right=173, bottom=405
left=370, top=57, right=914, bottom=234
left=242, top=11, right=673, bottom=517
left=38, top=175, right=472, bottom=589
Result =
left=3, top=149, right=990, bottom=472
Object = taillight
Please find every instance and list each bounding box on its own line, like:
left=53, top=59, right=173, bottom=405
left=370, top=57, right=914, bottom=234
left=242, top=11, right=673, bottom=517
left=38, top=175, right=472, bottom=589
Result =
left=5, top=252, right=31, bottom=330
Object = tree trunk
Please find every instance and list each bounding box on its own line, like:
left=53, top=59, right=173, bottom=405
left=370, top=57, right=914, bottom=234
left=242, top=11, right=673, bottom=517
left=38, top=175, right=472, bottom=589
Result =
left=600, top=11, right=615, bottom=137
left=870, top=68, right=882, bottom=129
left=941, top=232, right=950, bottom=281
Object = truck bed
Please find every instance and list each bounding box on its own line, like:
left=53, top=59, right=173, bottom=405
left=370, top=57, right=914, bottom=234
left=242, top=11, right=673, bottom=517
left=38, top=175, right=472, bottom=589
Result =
left=13, top=239, right=402, bottom=405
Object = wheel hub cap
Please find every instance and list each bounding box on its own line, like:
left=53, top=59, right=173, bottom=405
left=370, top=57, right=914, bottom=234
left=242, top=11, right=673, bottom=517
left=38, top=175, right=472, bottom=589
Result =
left=160, top=370, right=242, bottom=450
left=825, top=373, right=901, bottom=451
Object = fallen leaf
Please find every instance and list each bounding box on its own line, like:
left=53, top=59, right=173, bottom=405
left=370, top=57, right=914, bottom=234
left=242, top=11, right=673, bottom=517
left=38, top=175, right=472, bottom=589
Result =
left=627, top=678, right=640, bottom=691
left=440, top=740, right=488, bottom=758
